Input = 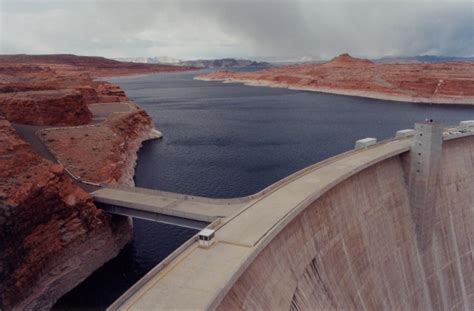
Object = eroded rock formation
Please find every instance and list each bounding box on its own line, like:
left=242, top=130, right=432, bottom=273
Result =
left=0, top=54, right=190, bottom=309
left=0, top=90, right=92, bottom=126
left=39, top=107, right=161, bottom=186
left=0, top=55, right=193, bottom=126
left=0, top=117, right=132, bottom=310
left=196, top=53, right=474, bottom=104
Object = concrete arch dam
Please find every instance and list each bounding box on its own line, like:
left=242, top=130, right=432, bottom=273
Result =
left=110, top=122, right=473, bottom=311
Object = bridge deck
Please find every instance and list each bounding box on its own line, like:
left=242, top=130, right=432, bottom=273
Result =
left=92, top=187, right=247, bottom=229
left=108, top=138, right=413, bottom=310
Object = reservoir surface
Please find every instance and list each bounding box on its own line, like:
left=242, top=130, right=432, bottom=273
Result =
left=55, top=70, right=474, bottom=309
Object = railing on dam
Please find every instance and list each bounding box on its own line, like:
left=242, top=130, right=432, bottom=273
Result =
left=95, top=201, right=210, bottom=230
left=90, top=186, right=246, bottom=230
left=88, top=136, right=411, bottom=230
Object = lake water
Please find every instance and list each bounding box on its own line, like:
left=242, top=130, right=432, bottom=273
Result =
left=54, top=70, right=474, bottom=309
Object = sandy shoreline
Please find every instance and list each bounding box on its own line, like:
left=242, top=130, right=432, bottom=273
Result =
left=195, top=76, right=474, bottom=105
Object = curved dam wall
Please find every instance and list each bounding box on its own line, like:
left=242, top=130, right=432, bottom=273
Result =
left=219, top=136, right=473, bottom=310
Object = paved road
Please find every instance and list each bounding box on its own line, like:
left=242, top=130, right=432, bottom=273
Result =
left=11, top=122, right=101, bottom=193
left=11, top=101, right=128, bottom=163
left=12, top=123, right=57, bottom=162
left=10, top=102, right=131, bottom=193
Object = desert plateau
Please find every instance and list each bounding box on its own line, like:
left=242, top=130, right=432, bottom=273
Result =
left=197, top=53, right=474, bottom=104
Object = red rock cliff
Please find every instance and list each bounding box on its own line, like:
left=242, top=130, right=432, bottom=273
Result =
left=0, top=54, right=186, bottom=309
left=0, top=117, right=132, bottom=310
left=0, top=55, right=193, bottom=126
left=0, top=90, right=92, bottom=126
left=39, top=107, right=161, bottom=185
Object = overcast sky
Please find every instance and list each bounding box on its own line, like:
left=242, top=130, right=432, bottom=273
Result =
left=1, top=0, right=473, bottom=60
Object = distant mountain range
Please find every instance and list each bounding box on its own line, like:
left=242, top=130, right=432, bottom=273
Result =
left=115, top=56, right=182, bottom=64
left=182, top=58, right=271, bottom=68
left=114, top=57, right=271, bottom=68
left=114, top=55, right=473, bottom=68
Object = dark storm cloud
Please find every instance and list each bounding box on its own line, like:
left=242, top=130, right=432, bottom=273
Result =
left=189, top=0, right=474, bottom=58
left=1, top=0, right=473, bottom=59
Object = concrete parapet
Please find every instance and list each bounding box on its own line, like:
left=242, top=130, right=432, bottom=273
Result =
left=354, top=137, right=377, bottom=149
left=396, top=129, right=415, bottom=138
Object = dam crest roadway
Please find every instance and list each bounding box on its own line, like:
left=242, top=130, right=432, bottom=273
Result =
left=106, top=120, right=474, bottom=310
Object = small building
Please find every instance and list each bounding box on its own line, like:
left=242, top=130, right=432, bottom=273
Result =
left=198, top=228, right=216, bottom=248
left=355, top=137, right=377, bottom=150
left=459, top=120, right=474, bottom=130
left=396, top=129, right=415, bottom=139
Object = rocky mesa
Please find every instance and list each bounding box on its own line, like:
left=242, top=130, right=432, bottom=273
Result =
left=0, top=54, right=191, bottom=309
left=196, top=53, right=474, bottom=104
left=38, top=105, right=161, bottom=186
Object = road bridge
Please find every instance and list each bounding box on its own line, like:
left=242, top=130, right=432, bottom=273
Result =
left=91, top=186, right=247, bottom=230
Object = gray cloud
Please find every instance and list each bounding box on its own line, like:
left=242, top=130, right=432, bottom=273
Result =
left=1, top=0, right=473, bottom=60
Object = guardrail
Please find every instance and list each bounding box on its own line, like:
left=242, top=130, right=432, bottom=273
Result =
left=103, top=133, right=417, bottom=207
left=106, top=218, right=222, bottom=311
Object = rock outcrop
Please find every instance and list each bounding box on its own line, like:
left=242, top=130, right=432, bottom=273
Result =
left=325, top=53, right=375, bottom=66
left=0, top=54, right=193, bottom=126
left=0, top=118, right=132, bottom=310
left=0, top=90, right=92, bottom=126
left=39, top=107, right=162, bottom=186
left=196, top=53, right=474, bottom=104
left=0, top=54, right=186, bottom=309
left=0, top=63, right=129, bottom=126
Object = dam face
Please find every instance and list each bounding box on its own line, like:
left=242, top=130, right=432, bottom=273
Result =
left=218, top=135, right=473, bottom=310
left=110, top=125, right=473, bottom=311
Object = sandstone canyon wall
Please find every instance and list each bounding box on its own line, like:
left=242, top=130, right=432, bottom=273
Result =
left=0, top=55, right=191, bottom=309
left=0, top=118, right=132, bottom=310
left=219, top=136, right=473, bottom=310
